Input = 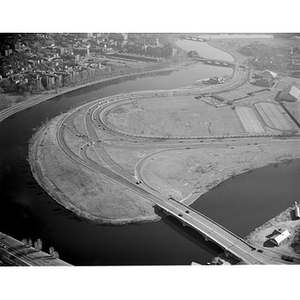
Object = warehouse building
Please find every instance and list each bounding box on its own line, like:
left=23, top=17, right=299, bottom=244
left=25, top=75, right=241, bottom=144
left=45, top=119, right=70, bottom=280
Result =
left=269, top=230, right=290, bottom=246
left=279, top=85, right=300, bottom=102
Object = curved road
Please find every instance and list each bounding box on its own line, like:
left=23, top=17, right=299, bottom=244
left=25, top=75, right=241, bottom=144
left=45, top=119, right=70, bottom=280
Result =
left=54, top=64, right=300, bottom=264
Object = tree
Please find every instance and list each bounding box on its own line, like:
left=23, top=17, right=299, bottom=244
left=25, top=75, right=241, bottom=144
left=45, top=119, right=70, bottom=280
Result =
left=34, top=238, right=42, bottom=251
left=187, top=50, right=199, bottom=58
left=18, top=82, right=28, bottom=94
left=0, top=78, right=11, bottom=91
left=49, top=246, right=59, bottom=259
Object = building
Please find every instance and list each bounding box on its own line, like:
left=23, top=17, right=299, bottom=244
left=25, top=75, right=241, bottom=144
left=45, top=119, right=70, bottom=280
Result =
left=269, top=230, right=290, bottom=246
left=279, top=85, right=300, bottom=102
left=108, top=33, right=127, bottom=43
left=254, top=77, right=273, bottom=87
left=259, top=70, right=277, bottom=79
left=144, top=37, right=160, bottom=47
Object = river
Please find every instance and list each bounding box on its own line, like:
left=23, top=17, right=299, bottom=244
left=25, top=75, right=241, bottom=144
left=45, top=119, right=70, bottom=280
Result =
left=0, top=40, right=299, bottom=265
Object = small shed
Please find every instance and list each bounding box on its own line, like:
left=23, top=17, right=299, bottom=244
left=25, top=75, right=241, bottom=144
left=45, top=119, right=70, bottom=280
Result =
left=269, top=230, right=290, bottom=246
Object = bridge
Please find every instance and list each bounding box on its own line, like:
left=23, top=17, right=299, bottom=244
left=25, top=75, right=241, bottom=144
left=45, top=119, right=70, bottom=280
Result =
left=183, top=36, right=206, bottom=42
left=57, top=92, right=286, bottom=263
left=56, top=79, right=287, bottom=263
left=194, top=57, right=236, bottom=68
left=155, top=199, right=281, bottom=265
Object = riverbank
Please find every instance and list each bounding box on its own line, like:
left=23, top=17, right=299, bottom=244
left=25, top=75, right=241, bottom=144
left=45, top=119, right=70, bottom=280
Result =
left=28, top=36, right=300, bottom=227
left=244, top=205, right=300, bottom=264
left=140, top=140, right=300, bottom=206
left=0, top=231, right=72, bottom=266
left=28, top=116, right=160, bottom=225
left=0, top=58, right=189, bottom=123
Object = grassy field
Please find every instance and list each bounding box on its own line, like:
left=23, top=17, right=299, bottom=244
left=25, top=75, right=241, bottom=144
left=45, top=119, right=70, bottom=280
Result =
left=29, top=118, right=159, bottom=224
left=140, top=140, right=300, bottom=203
left=106, top=96, right=245, bottom=137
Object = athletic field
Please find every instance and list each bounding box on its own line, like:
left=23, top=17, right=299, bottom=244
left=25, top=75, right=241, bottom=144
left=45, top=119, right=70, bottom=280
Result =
left=254, top=102, right=295, bottom=131
left=236, top=106, right=265, bottom=133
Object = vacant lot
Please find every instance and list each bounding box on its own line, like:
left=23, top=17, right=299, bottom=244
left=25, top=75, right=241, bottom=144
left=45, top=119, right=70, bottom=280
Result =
left=106, top=96, right=244, bottom=137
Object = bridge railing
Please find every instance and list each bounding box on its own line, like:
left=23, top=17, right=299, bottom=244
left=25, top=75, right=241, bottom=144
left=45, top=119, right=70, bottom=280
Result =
left=160, top=200, right=256, bottom=250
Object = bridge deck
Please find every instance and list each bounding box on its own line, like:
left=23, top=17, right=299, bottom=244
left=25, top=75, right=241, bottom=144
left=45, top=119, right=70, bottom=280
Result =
left=156, top=199, right=279, bottom=265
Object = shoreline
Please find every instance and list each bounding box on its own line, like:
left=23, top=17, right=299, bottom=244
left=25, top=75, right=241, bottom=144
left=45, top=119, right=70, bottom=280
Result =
left=28, top=117, right=161, bottom=225
left=7, top=36, right=300, bottom=236
left=0, top=36, right=240, bottom=123
left=27, top=38, right=300, bottom=227
left=245, top=204, right=300, bottom=264
left=0, top=59, right=189, bottom=123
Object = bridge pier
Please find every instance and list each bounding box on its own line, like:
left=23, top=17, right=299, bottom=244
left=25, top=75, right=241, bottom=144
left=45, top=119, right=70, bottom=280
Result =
left=180, top=221, right=188, bottom=227
left=203, top=236, right=211, bottom=243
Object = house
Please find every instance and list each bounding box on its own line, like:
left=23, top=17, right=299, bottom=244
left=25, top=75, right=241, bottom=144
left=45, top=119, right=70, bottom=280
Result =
left=259, top=70, right=278, bottom=79
left=144, top=37, right=160, bottom=47
left=257, top=70, right=278, bottom=79
left=279, top=85, right=300, bottom=102
left=269, top=230, right=290, bottom=246
left=108, top=33, right=127, bottom=43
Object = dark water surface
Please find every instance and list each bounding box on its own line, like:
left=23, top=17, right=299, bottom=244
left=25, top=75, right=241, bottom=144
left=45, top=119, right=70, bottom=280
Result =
left=0, top=43, right=299, bottom=265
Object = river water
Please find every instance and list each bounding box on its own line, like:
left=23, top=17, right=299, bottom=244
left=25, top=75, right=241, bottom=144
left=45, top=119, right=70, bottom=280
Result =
left=0, top=40, right=299, bottom=265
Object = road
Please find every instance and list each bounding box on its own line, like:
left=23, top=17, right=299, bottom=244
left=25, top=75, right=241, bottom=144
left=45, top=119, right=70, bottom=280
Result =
left=54, top=66, right=299, bottom=264
left=0, top=232, right=71, bottom=266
